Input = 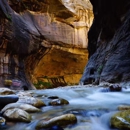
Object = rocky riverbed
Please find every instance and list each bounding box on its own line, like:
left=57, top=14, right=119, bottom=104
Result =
left=0, top=83, right=130, bottom=130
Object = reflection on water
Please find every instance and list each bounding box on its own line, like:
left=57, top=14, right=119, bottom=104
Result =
left=3, top=85, right=130, bottom=130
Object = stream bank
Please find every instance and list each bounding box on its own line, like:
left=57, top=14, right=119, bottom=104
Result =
left=0, top=83, right=130, bottom=130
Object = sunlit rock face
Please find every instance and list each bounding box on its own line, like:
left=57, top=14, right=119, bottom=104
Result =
left=21, top=0, right=93, bottom=86
left=80, top=0, right=130, bottom=85
left=13, top=0, right=93, bottom=48
left=32, top=47, right=88, bottom=86
left=0, top=0, right=93, bottom=88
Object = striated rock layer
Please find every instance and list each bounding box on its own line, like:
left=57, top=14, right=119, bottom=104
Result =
left=0, top=0, right=93, bottom=88
left=32, top=47, right=88, bottom=86
left=80, top=0, right=130, bottom=85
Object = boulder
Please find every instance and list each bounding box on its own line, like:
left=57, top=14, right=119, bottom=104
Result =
left=1, top=103, right=40, bottom=113
left=17, top=96, right=46, bottom=107
left=99, top=84, right=122, bottom=92
left=3, top=108, right=31, bottom=123
left=0, top=88, right=14, bottom=95
left=36, top=114, right=77, bottom=129
left=109, top=84, right=122, bottom=92
left=0, top=95, right=19, bottom=109
left=110, top=110, right=130, bottom=129
left=118, top=105, right=130, bottom=111
left=49, top=98, right=69, bottom=106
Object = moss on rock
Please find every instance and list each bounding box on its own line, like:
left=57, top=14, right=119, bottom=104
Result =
left=111, top=110, right=130, bottom=129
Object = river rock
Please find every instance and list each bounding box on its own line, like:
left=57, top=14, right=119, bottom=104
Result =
left=118, top=105, right=130, bottom=111
left=36, top=114, right=77, bottom=129
left=0, top=95, right=19, bottom=109
left=99, top=84, right=122, bottom=92
left=17, top=96, right=46, bottom=107
left=1, top=103, right=40, bottom=113
left=3, top=108, right=31, bottom=123
left=0, top=88, right=14, bottom=95
left=109, top=84, right=122, bottom=92
left=110, top=110, right=130, bottom=129
left=49, top=98, right=69, bottom=106
left=0, top=117, right=6, bottom=126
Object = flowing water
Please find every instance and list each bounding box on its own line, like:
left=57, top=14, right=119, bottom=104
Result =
left=3, top=85, right=130, bottom=130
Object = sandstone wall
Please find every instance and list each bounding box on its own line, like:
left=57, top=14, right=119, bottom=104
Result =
left=0, top=0, right=93, bottom=88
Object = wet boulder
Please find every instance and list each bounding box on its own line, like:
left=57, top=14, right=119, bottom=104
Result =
left=109, top=84, right=122, bottom=92
left=118, top=105, right=130, bottom=111
left=0, top=88, right=15, bottom=95
left=0, top=95, right=19, bottom=104
left=17, top=96, right=46, bottom=107
left=0, top=95, right=19, bottom=109
left=1, top=103, right=40, bottom=113
left=110, top=110, right=130, bottom=129
left=3, top=108, right=31, bottom=123
left=99, top=84, right=122, bottom=92
left=49, top=98, right=69, bottom=106
left=36, top=114, right=77, bottom=129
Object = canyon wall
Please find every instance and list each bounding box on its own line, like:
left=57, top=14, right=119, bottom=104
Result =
left=80, top=0, right=130, bottom=85
left=0, top=0, right=93, bottom=88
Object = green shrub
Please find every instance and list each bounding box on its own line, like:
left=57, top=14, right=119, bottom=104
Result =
left=34, top=80, right=52, bottom=89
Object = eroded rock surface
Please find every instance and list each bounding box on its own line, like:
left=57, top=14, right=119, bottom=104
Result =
left=81, top=0, right=130, bottom=85
left=49, top=98, right=69, bottom=106
left=118, top=105, right=130, bottom=111
left=3, top=108, right=31, bottom=123
left=1, top=103, right=40, bottom=113
left=17, top=96, right=46, bottom=107
left=36, top=114, right=77, bottom=129
left=0, top=88, right=14, bottom=95
left=111, top=110, right=130, bottom=129
left=0, top=0, right=93, bottom=88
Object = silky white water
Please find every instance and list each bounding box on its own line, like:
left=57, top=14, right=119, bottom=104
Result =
left=4, top=85, right=130, bottom=130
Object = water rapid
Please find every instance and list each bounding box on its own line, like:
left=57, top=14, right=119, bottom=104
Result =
left=3, top=85, right=130, bottom=130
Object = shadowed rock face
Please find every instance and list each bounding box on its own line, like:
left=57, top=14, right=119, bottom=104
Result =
left=0, top=0, right=93, bottom=88
left=80, top=0, right=130, bottom=84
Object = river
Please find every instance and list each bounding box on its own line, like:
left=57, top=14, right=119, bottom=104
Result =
left=3, top=85, right=130, bottom=130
